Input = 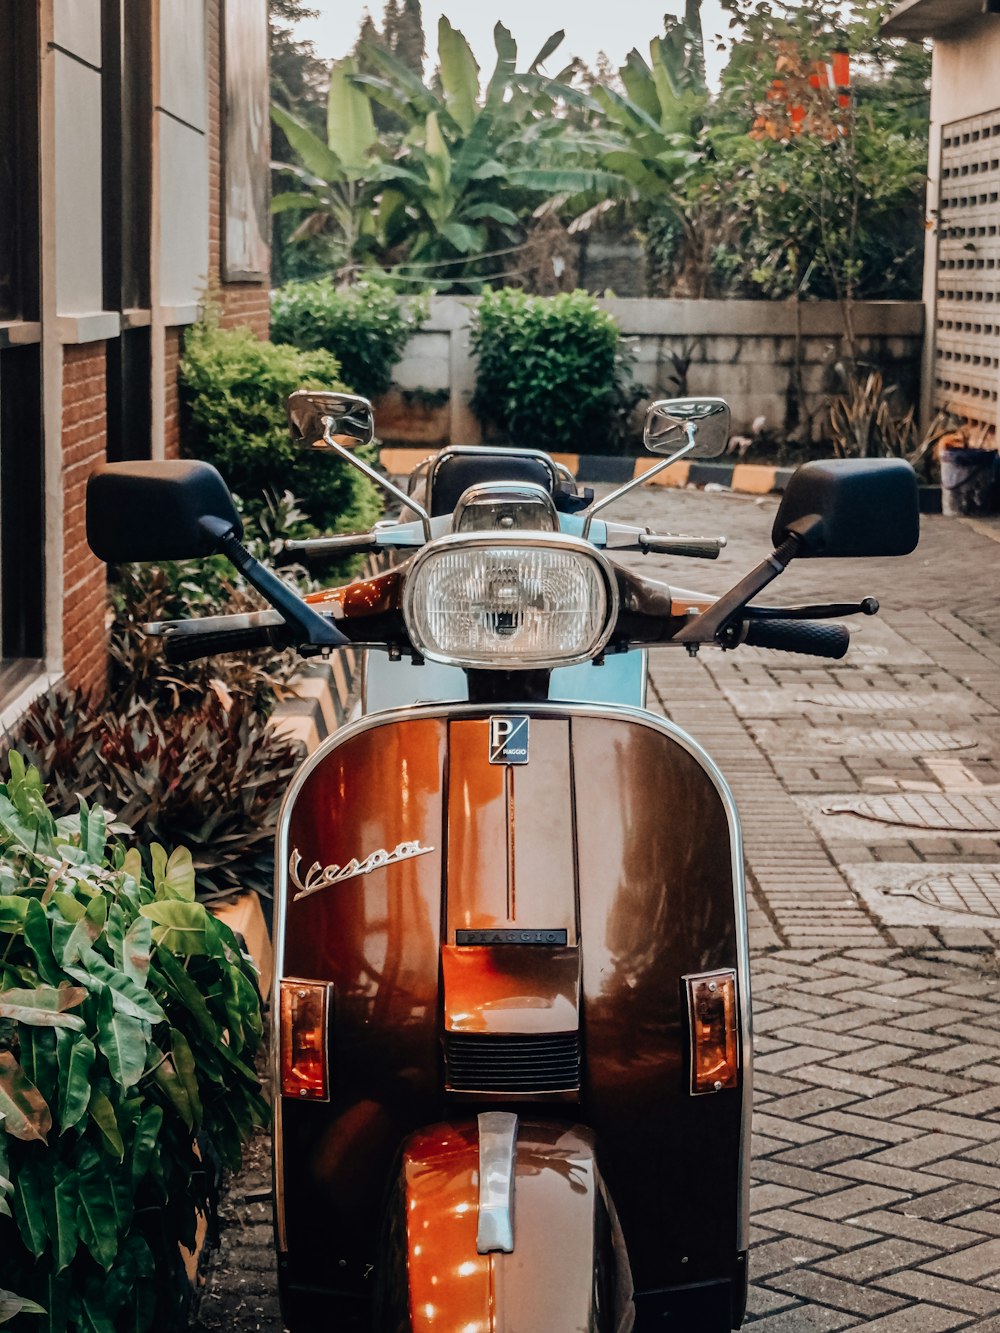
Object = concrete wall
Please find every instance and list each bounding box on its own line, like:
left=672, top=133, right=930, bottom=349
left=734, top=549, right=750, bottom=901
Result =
left=382, top=297, right=924, bottom=447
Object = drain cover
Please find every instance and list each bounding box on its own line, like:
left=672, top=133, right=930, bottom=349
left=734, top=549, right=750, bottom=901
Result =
left=823, top=793, right=1000, bottom=832
left=893, top=871, right=1000, bottom=918
left=816, top=730, right=980, bottom=755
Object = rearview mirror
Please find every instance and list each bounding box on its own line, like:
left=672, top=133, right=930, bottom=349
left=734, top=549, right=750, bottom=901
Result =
left=643, top=398, right=731, bottom=459
left=286, top=389, right=375, bottom=449
left=87, top=460, right=242, bottom=562
left=773, top=458, right=919, bottom=558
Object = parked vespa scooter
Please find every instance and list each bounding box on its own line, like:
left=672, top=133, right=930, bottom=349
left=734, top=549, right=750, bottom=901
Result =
left=86, top=393, right=919, bottom=1333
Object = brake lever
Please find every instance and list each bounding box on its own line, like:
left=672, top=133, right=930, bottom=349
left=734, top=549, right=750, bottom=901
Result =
left=744, top=598, right=879, bottom=621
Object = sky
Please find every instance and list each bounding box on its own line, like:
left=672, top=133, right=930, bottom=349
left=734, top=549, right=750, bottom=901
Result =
left=294, top=1, right=734, bottom=86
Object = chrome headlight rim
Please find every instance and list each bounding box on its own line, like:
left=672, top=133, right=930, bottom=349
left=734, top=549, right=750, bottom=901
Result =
left=400, top=531, right=620, bottom=670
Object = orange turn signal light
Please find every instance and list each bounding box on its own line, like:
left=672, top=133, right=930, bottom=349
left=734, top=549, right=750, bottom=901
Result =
left=685, top=969, right=739, bottom=1096
left=279, top=978, right=332, bottom=1101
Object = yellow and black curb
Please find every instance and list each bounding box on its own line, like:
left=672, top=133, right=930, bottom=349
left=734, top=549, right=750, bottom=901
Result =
left=378, top=446, right=793, bottom=496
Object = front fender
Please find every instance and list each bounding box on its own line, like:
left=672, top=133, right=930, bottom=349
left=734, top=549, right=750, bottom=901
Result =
left=376, top=1119, right=634, bottom=1333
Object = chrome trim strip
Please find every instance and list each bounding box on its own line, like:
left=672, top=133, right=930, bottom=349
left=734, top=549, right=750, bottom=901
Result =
left=272, top=698, right=751, bottom=1255
left=476, top=1111, right=518, bottom=1254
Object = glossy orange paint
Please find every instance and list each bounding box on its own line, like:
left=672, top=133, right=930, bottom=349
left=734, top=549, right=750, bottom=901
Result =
left=399, top=1120, right=620, bottom=1333
left=445, top=720, right=576, bottom=935
left=280, top=717, right=446, bottom=1280
left=277, top=707, right=743, bottom=1311
left=441, top=945, right=580, bottom=1035
left=572, top=713, right=741, bottom=1295
left=402, top=1123, right=493, bottom=1333
left=304, top=566, right=406, bottom=617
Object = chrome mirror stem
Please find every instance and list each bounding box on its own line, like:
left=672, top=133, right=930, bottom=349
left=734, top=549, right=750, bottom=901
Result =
left=321, top=418, right=433, bottom=542
left=581, top=430, right=697, bottom=541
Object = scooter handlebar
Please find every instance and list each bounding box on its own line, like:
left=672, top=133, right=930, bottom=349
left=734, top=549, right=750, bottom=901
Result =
left=160, top=614, right=292, bottom=663
left=738, top=618, right=850, bottom=660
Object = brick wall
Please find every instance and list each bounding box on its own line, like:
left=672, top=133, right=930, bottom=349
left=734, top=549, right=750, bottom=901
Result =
left=62, top=344, right=109, bottom=698
left=164, top=327, right=182, bottom=460
left=205, top=0, right=270, bottom=340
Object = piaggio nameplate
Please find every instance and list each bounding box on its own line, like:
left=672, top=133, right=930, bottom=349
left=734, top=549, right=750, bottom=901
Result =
left=289, top=841, right=434, bottom=902
left=489, top=716, right=530, bottom=765
left=456, top=928, right=568, bottom=946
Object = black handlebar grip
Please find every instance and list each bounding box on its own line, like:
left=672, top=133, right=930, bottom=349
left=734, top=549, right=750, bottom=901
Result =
left=741, top=618, right=850, bottom=660
left=641, top=536, right=724, bottom=559
left=163, top=624, right=284, bottom=664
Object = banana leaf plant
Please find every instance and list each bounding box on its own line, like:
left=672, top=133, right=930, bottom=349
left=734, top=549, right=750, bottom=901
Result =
left=273, top=18, right=622, bottom=288
left=271, top=54, right=401, bottom=279
left=354, top=19, right=623, bottom=284
left=0, top=755, right=268, bottom=1332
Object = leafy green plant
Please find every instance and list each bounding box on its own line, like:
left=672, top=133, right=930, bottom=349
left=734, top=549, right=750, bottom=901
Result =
left=471, top=288, right=638, bottom=454
left=2, top=691, right=300, bottom=903
left=270, top=278, right=425, bottom=399
left=179, top=321, right=382, bottom=536
left=0, top=755, right=268, bottom=1331
left=829, top=367, right=952, bottom=480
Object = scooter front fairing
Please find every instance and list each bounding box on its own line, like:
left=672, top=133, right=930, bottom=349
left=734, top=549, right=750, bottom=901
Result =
left=273, top=703, right=751, bottom=1332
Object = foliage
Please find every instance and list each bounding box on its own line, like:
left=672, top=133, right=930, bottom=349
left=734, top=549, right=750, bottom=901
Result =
left=354, top=20, right=619, bottom=289
left=272, top=19, right=620, bottom=291
left=712, top=0, right=929, bottom=306
left=591, top=6, right=737, bottom=299
left=270, top=278, right=426, bottom=399
left=828, top=367, right=952, bottom=479
left=105, top=493, right=311, bottom=719
left=2, top=690, right=301, bottom=903
left=268, top=1, right=334, bottom=284
left=471, top=289, right=638, bottom=454
left=0, top=755, right=267, bottom=1331
left=179, top=320, right=381, bottom=536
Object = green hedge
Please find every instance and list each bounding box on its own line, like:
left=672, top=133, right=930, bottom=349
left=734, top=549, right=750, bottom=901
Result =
left=269, top=279, right=425, bottom=401
left=470, top=289, right=639, bottom=455
left=179, top=322, right=381, bottom=536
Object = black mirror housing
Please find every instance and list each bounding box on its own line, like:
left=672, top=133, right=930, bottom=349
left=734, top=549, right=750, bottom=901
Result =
left=773, top=458, right=920, bottom=558
left=87, top=460, right=242, bottom=563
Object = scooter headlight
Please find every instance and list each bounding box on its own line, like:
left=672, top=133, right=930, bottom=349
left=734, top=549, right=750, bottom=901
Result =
left=402, top=533, right=618, bottom=669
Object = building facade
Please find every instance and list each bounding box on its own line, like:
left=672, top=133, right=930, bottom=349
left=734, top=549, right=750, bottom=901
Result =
left=0, top=0, right=270, bottom=724
left=884, top=0, right=1000, bottom=440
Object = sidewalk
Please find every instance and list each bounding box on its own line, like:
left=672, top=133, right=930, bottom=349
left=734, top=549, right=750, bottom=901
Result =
left=194, top=490, right=1000, bottom=1331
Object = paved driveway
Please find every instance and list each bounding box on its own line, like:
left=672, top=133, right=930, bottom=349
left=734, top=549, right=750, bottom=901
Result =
left=195, top=490, right=1000, bottom=1332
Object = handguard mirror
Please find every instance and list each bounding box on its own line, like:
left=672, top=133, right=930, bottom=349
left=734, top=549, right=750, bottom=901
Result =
left=286, top=390, right=375, bottom=449
left=773, top=458, right=920, bottom=558
left=87, top=460, right=242, bottom=562
left=644, top=398, right=731, bottom=460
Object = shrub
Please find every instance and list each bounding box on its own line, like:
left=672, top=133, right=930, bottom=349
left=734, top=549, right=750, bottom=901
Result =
left=3, top=690, right=300, bottom=903
left=0, top=755, right=267, bottom=1331
left=470, top=289, right=639, bottom=455
left=270, top=278, right=426, bottom=401
left=179, top=321, right=382, bottom=535
left=106, top=490, right=314, bottom=718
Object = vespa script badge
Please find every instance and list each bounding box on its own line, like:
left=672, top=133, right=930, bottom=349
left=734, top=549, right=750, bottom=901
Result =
left=289, top=841, right=434, bottom=902
left=489, top=716, right=530, bottom=765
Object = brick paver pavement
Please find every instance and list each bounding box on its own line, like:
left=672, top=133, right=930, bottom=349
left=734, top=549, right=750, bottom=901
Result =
left=194, top=491, right=1000, bottom=1330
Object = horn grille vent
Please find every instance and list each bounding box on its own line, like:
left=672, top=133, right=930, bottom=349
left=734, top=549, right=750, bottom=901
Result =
left=444, top=1031, right=580, bottom=1094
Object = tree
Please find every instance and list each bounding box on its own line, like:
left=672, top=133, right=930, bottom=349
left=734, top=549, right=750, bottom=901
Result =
left=393, top=0, right=426, bottom=74
left=349, top=19, right=621, bottom=288
left=271, top=55, right=392, bottom=280
left=269, top=1, right=331, bottom=282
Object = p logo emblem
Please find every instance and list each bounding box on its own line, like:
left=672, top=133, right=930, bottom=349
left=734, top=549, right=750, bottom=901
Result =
left=489, top=716, right=530, bottom=765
